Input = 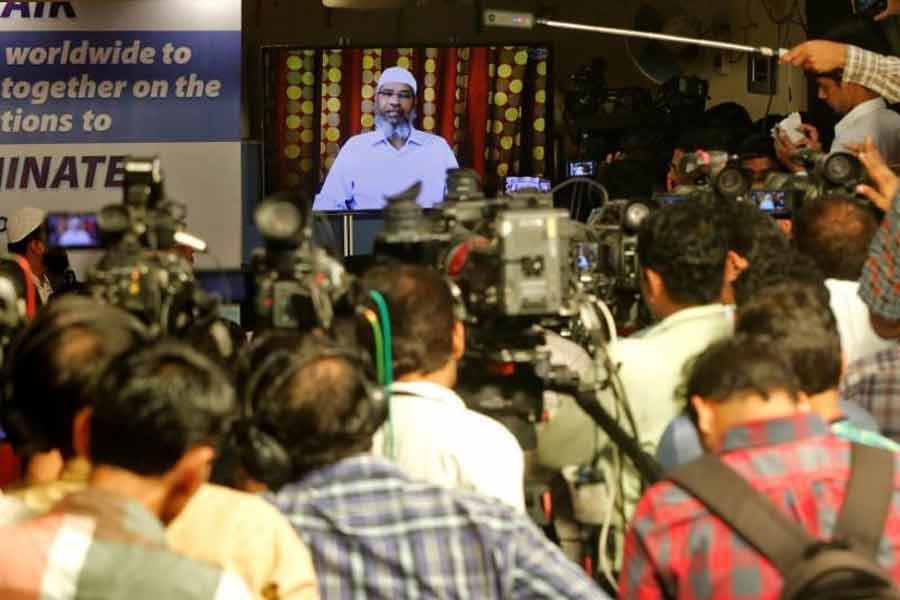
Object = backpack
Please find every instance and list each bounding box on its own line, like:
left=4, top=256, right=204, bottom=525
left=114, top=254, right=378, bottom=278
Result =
left=668, top=443, right=900, bottom=600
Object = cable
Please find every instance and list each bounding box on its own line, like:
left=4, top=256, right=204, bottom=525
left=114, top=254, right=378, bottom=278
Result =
left=368, top=290, right=394, bottom=459
left=362, top=308, right=385, bottom=385
left=551, top=177, right=610, bottom=202
left=598, top=447, right=621, bottom=589
left=594, top=298, right=618, bottom=345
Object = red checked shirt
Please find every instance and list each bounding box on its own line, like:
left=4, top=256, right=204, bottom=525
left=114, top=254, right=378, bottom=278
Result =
left=619, top=413, right=900, bottom=600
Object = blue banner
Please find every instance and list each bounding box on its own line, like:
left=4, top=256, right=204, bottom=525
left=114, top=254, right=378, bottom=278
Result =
left=0, top=30, right=241, bottom=144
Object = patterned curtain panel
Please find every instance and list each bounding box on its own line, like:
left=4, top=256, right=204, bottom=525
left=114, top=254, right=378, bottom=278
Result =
left=266, top=45, right=549, bottom=196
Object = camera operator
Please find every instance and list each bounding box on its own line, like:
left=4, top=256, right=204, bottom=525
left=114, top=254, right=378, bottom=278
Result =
left=359, top=264, right=525, bottom=511
left=738, top=133, right=781, bottom=190
left=5, top=207, right=52, bottom=303
left=0, top=339, right=254, bottom=599
left=243, top=332, right=608, bottom=599
left=776, top=18, right=900, bottom=169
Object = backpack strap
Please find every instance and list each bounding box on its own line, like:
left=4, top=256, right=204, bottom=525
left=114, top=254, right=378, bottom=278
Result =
left=668, top=454, right=815, bottom=576
left=832, top=442, right=896, bottom=558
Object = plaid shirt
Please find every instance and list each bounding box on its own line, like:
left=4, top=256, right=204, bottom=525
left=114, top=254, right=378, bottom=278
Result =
left=842, top=346, right=900, bottom=442
left=0, top=487, right=252, bottom=600
left=860, top=191, right=900, bottom=320
left=267, top=455, right=609, bottom=600
left=845, top=44, right=900, bottom=104
left=619, top=413, right=900, bottom=600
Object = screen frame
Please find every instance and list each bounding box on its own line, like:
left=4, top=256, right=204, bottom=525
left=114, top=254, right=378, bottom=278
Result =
left=259, top=41, right=556, bottom=212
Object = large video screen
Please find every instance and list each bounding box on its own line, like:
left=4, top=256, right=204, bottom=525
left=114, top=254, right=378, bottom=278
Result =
left=263, top=45, right=553, bottom=211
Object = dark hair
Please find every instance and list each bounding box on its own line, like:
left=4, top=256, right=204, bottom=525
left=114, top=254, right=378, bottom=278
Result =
left=685, top=333, right=801, bottom=405
left=738, top=133, right=777, bottom=162
left=792, top=195, right=879, bottom=281
left=704, top=102, right=753, bottom=152
left=3, top=296, right=146, bottom=456
left=597, top=158, right=658, bottom=199
left=736, top=279, right=841, bottom=394
left=359, top=264, right=456, bottom=378
left=713, top=201, right=789, bottom=261
left=246, top=333, right=386, bottom=480
left=637, top=202, right=728, bottom=306
left=90, top=340, right=235, bottom=475
left=7, top=224, right=46, bottom=257
left=674, top=128, right=734, bottom=153
left=732, top=249, right=826, bottom=306
left=823, top=17, right=891, bottom=58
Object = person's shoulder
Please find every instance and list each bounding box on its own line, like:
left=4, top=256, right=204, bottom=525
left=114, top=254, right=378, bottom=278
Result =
left=629, top=478, right=705, bottom=537
left=413, top=129, right=453, bottom=148
left=343, top=130, right=381, bottom=149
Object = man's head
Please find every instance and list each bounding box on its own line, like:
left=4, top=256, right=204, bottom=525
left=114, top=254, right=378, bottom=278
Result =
left=2, top=296, right=146, bottom=457
left=241, top=332, right=387, bottom=483
left=732, top=248, right=824, bottom=307
left=736, top=278, right=841, bottom=399
left=686, top=334, right=806, bottom=452
left=713, top=201, right=790, bottom=304
left=738, top=134, right=780, bottom=189
left=816, top=18, right=891, bottom=115
left=6, top=207, right=48, bottom=275
left=77, top=340, right=235, bottom=523
left=360, top=264, right=463, bottom=385
left=375, top=66, right=417, bottom=141
left=637, top=202, right=728, bottom=319
left=792, top=194, right=879, bottom=281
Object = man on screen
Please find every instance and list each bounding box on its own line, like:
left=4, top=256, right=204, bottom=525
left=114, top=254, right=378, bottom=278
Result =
left=312, top=66, right=459, bottom=211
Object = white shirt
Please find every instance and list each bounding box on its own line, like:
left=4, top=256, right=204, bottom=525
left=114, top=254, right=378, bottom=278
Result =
left=831, top=97, right=900, bottom=163
left=827, top=278, right=895, bottom=365
left=30, top=272, right=52, bottom=304
left=373, top=380, right=525, bottom=511
left=313, top=128, right=459, bottom=211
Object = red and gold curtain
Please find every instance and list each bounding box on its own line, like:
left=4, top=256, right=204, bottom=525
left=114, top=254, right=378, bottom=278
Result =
left=268, top=45, right=549, bottom=195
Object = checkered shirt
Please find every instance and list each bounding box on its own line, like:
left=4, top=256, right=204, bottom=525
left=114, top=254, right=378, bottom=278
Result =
left=860, top=192, right=900, bottom=320
left=267, top=455, right=609, bottom=600
left=619, top=413, right=900, bottom=600
left=0, top=488, right=252, bottom=600
left=845, top=44, right=900, bottom=104
left=842, top=346, right=900, bottom=443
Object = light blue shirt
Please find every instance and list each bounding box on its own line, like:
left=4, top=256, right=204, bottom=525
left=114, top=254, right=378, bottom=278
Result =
left=831, top=97, right=900, bottom=163
left=313, top=128, right=459, bottom=211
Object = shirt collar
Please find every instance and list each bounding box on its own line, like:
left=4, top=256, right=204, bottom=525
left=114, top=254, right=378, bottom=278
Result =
left=51, top=487, right=167, bottom=545
left=637, top=303, right=734, bottom=338
left=371, top=125, right=427, bottom=147
left=389, top=380, right=465, bottom=408
left=721, top=413, right=831, bottom=453
left=836, top=97, right=887, bottom=135
left=285, top=455, right=406, bottom=492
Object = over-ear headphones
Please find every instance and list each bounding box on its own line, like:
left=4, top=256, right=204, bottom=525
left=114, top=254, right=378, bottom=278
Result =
left=1, top=296, right=149, bottom=454
left=234, top=333, right=386, bottom=490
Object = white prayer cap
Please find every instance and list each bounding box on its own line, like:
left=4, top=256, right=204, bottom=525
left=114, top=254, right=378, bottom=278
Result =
left=6, top=206, right=46, bottom=243
left=377, top=66, right=417, bottom=95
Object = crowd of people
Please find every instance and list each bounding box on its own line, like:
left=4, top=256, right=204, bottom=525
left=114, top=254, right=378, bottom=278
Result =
left=4, top=8, right=900, bottom=600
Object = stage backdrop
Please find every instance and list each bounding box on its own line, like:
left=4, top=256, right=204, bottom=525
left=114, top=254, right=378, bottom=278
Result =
left=264, top=45, right=551, bottom=197
left=0, top=0, right=242, bottom=269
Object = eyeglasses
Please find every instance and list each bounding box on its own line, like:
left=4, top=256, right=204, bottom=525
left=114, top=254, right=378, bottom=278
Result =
left=377, top=90, right=414, bottom=101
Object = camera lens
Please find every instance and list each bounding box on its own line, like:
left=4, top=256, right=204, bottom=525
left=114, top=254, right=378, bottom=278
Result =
left=715, top=166, right=750, bottom=198
left=822, top=152, right=862, bottom=187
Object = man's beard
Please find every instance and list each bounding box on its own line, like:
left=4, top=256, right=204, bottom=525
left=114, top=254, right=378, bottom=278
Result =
left=374, top=109, right=416, bottom=143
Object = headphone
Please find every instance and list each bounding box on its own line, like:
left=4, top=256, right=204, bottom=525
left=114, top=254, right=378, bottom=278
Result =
left=234, top=334, right=387, bottom=490
left=1, top=296, right=149, bottom=453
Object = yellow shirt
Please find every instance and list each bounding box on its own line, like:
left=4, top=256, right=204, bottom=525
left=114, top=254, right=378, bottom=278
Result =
left=168, top=483, right=319, bottom=600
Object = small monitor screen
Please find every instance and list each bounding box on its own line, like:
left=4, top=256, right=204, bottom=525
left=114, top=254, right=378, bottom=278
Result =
left=264, top=45, right=553, bottom=212
left=47, top=212, right=101, bottom=249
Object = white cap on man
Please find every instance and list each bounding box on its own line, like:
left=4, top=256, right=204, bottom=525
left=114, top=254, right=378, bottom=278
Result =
left=6, top=206, right=46, bottom=244
left=377, top=66, right=417, bottom=95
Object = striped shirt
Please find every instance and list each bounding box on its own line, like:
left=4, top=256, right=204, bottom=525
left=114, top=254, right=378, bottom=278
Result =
left=267, top=455, right=609, bottom=600
left=0, top=488, right=252, bottom=600
left=845, top=44, right=900, bottom=104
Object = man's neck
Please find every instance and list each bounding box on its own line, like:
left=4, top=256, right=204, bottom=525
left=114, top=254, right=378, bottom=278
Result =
left=396, top=361, right=456, bottom=389
left=26, top=254, right=43, bottom=278
left=807, top=388, right=842, bottom=423
left=844, top=90, right=881, bottom=117
left=654, top=301, right=702, bottom=321
left=89, top=465, right=167, bottom=521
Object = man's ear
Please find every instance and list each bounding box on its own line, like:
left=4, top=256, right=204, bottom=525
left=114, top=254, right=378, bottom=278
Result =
left=691, top=395, right=715, bottom=446
left=159, top=445, right=214, bottom=524
left=451, top=320, right=465, bottom=361
left=72, top=407, right=93, bottom=460
left=643, top=267, right=664, bottom=299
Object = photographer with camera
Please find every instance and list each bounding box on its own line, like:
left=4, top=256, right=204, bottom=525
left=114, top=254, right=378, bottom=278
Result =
left=241, top=332, right=607, bottom=599
left=776, top=18, right=900, bottom=171
left=5, top=207, right=53, bottom=304
left=359, top=264, right=525, bottom=511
